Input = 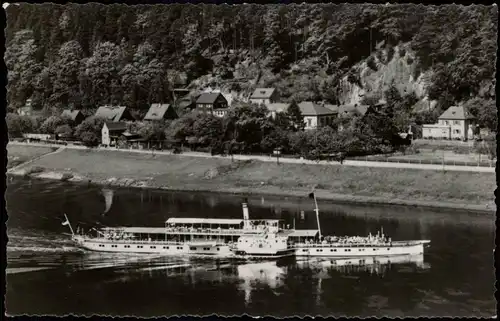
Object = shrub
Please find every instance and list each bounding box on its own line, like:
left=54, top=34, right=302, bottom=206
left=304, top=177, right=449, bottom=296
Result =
left=80, top=131, right=100, bottom=147
left=367, top=56, right=377, bottom=71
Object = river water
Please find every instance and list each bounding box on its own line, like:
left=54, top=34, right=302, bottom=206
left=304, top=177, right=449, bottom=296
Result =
left=5, top=177, right=495, bottom=317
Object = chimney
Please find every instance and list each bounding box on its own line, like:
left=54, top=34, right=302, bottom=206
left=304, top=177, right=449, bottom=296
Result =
left=242, top=201, right=250, bottom=228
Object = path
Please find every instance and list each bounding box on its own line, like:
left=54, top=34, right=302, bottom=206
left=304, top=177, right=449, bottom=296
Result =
left=8, top=142, right=496, bottom=173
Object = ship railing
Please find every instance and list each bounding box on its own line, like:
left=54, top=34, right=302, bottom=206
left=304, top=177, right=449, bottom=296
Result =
left=163, top=227, right=268, bottom=235
left=295, top=240, right=422, bottom=248
left=77, top=238, right=227, bottom=246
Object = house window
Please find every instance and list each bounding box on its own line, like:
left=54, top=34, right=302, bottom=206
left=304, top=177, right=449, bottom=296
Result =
left=454, top=121, right=459, bottom=125
left=445, top=121, right=449, bottom=125
left=307, top=119, right=312, bottom=127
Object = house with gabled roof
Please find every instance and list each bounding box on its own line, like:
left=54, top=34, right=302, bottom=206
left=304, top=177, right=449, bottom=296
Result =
left=422, top=106, right=475, bottom=141
left=143, top=103, right=178, bottom=121
left=298, top=101, right=337, bottom=130
left=195, top=92, right=229, bottom=118
left=61, top=109, right=85, bottom=125
left=95, top=105, right=135, bottom=122
left=101, top=122, right=128, bottom=147
left=249, top=88, right=279, bottom=106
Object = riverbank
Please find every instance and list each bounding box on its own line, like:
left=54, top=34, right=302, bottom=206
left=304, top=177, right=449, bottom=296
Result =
left=7, top=145, right=496, bottom=213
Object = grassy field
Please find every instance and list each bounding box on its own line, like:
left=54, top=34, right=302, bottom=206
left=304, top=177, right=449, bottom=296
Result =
left=9, top=147, right=496, bottom=211
left=6, top=145, right=57, bottom=169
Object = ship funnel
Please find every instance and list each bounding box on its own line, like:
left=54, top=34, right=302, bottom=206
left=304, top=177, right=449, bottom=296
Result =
left=242, top=202, right=250, bottom=228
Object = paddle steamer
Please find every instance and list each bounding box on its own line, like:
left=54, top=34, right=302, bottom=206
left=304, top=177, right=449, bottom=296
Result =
left=64, top=195, right=430, bottom=259
left=65, top=203, right=296, bottom=258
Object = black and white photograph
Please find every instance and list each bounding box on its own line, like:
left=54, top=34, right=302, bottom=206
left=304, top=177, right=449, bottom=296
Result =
left=3, top=2, right=497, bottom=318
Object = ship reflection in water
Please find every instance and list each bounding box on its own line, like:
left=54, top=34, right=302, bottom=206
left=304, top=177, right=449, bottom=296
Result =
left=236, top=254, right=429, bottom=306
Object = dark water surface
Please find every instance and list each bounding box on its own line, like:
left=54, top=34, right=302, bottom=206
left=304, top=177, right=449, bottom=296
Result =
left=6, top=177, right=495, bottom=317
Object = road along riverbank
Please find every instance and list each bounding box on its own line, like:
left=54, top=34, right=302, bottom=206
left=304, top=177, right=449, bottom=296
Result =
left=7, top=144, right=496, bottom=213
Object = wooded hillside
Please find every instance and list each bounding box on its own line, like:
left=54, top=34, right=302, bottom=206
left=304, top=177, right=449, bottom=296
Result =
left=5, top=3, right=497, bottom=120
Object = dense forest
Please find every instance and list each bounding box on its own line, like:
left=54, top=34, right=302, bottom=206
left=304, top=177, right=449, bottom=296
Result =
left=5, top=4, right=497, bottom=119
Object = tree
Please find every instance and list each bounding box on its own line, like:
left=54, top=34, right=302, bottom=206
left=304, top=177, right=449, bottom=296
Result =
left=48, top=40, right=84, bottom=108
left=164, top=113, right=197, bottom=145
left=260, top=129, right=289, bottom=154
left=464, top=98, right=497, bottom=132
left=4, top=4, right=497, bottom=121
left=39, top=115, right=71, bottom=134
left=55, top=124, right=73, bottom=138
left=192, top=114, right=224, bottom=147
left=74, top=116, right=105, bottom=140
left=6, top=113, right=38, bottom=138
left=5, top=29, right=43, bottom=109
left=80, top=131, right=100, bottom=147
left=80, top=41, right=125, bottom=106
left=220, top=104, right=274, bottom=154
left=286, top=101, right=305, bottom=131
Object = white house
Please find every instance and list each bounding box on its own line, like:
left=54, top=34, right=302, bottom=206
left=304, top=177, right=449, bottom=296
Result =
left=249, top=88, right=279, bottom=106
left=298, top=101, right=337, bottom=130
left=102, top=122, right=127, bottom=147
left=422, top=106, right=475, bottom=141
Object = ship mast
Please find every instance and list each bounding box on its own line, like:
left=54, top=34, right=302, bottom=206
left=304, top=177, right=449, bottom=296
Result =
left=312, top=193, right=322, bottom=238
left=63, top=213, right=75, bottom=236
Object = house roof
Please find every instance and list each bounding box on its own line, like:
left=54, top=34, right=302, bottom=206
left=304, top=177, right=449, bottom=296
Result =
left=61, top=109, right=82, bottom=121
left=95, top=106, right=128, bottom=122
left=144, top=103, right=173, bottom=121
left=104, top=121, right=127, bottom=131
left=250, top=88, right=276, bottom=99
left=323, top=104, right=339, bottom=112
left=266, top=103, right=291, bottom=113
left=196, top=93, right=224, bottom=104
left=439, top=106, right=475, bottom=120
left=338, top=104, right=370, bottom=117
left=298, top=101, right=337, bottom=116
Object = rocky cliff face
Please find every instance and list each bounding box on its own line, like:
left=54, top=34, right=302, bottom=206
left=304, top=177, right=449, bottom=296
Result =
left=338, top=43, right=433, bottom=106
left=188, top=42, right=437, bottom=112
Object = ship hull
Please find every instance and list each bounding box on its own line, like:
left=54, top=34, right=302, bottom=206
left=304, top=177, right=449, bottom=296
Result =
left=73, top=237, right=233, bottom=257
left=295, top=241, right=430, bottom=258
